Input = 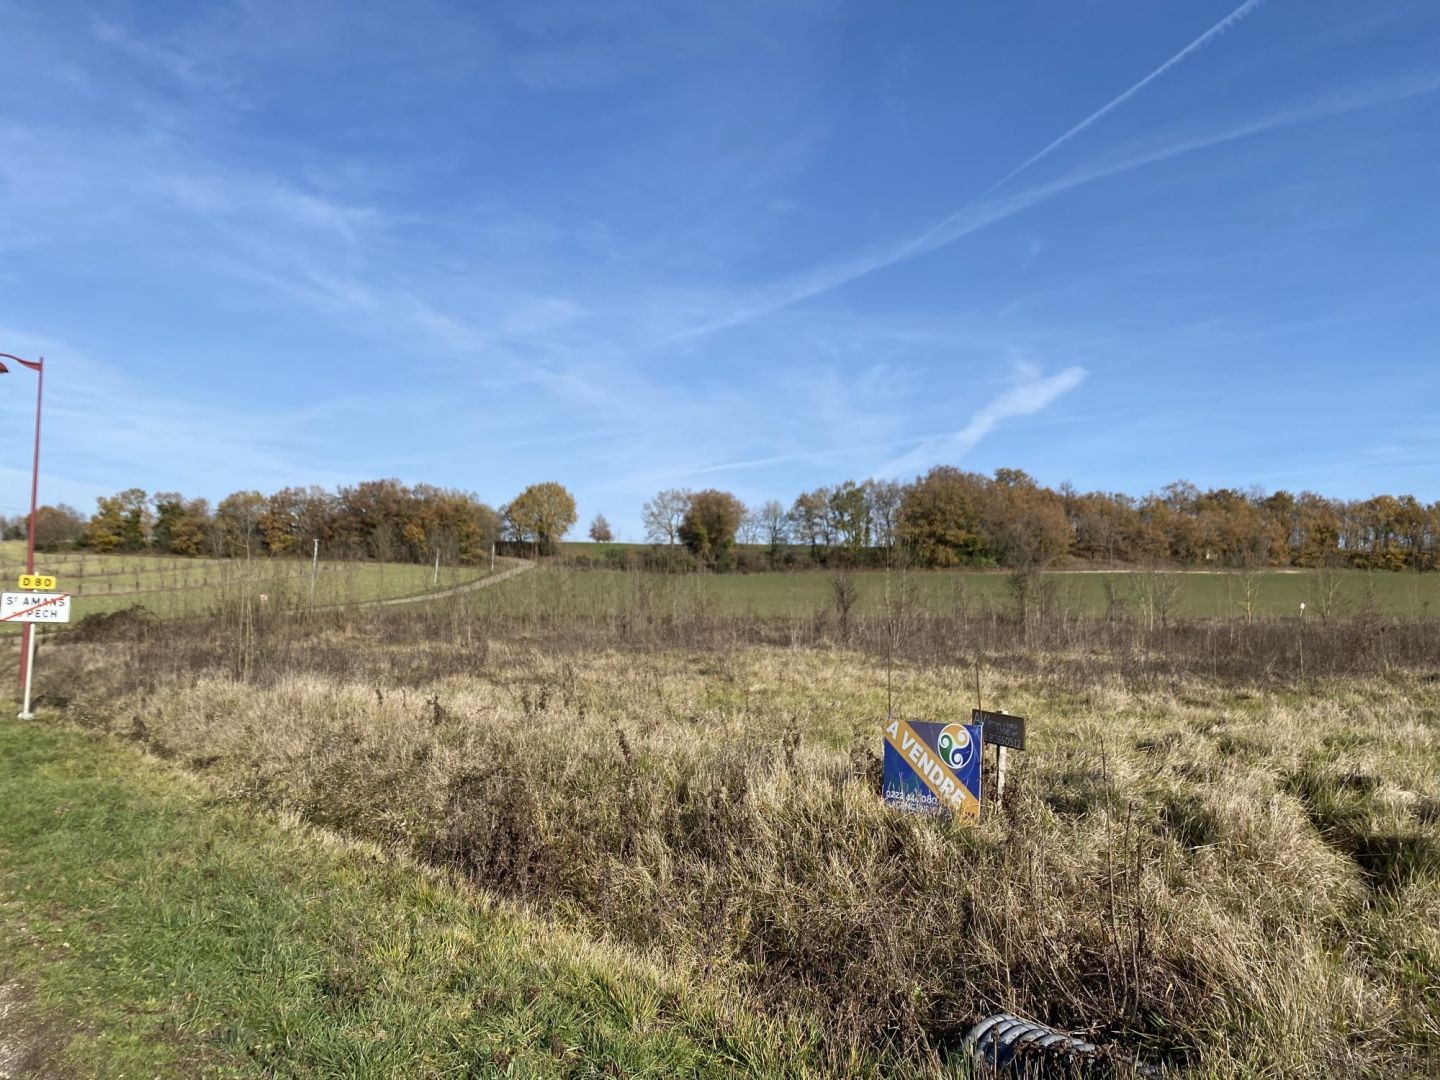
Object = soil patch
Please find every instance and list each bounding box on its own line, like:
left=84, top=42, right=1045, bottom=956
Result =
left=0, top=980, right=64, bottom=1079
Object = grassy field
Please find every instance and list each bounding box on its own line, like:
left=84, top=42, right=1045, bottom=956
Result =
left=0, top=541, right=492, bottom=626
left=0, top=718, right=818, bottom=1078
left=477, top=563, right=1440, bottom=621
left=6, top=541, right=1438, bottom=630
left=3, top=547, right=1438, bottom=1075
left=23, top=605, right=1439, bottom=1078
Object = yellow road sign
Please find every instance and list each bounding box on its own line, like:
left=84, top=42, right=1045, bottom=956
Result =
left=18, top=574, right=57, bottom=591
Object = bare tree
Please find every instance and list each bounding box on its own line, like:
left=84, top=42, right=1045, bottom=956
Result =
left=864, top=479, right=904, bottom=551
left=641, top=489, right=691, bottom=545
left=1307, top=561, right=1347, bottom=623
left=832, top=570, right=859, bottom=642
left=1236, top=569, right=1264, bottom=624
left=758, top=500, right=789, bottom=550
left=737, top=504, right=762, bottom=545
left=1133, top=569, right=1183, bottom=631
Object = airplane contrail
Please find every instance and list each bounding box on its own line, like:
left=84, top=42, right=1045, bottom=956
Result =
left=658, top=1, right=1278, bottom=348
left=974, top=0, right=1271, bottom=201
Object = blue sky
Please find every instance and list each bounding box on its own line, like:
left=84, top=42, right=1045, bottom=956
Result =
left=1, top=0, right=1437, bottom=539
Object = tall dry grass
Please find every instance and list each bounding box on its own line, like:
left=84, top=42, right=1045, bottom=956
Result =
left=35, top=586, right=1440, bottom=1077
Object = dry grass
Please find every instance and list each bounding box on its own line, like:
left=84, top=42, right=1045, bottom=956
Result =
left=34, top=598, right=1440, bottom=1077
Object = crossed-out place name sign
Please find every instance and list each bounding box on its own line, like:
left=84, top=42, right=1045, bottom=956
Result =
left=1, top=591, right=71, bottom=623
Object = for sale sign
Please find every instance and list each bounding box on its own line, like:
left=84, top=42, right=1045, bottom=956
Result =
left=882, top=717, right=982, bottom=822
left=1, top=592, right=71, bottom=623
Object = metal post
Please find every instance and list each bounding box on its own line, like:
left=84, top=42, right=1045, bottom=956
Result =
left=17, top=622, right=37, bottom=719
left=995, top=745, right=1008, bottom=803
left=17, top=356, right=43, bottom=694
left=433, top=548, right=440, bottom=586
left=490, top=542, right=495, bottom=573
left=309, top=539, right=319, bottom=605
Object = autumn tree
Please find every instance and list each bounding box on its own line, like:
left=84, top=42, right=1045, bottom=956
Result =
left=213, top=491, right=267, bottom=558
left=86, top=489, right=150, bottom=552
left=170, top=498, right=212, bottom=556
left=84, top=495, right=125, bottom=552
left=896, top=467, right=986, bottom=567
left=414, top=486, right=501, bottom=563
left=504, top=481, right=577, bottom=555
left=30, top=504, right=85, bottom=550
left=259, top=487, right=308, bottom=556
left=984, top=468, right=1071, bottom=569
left=788, top=489, right=830, bottom=552
left=152, top=493, right=212, bottom=556
left=588, top=514, right=613, bottom=543
left=117, top=488, right=151, bottom=550
left=827, top=480, right=871, bottom=553
left=334, top=479, right=409, bottom=561
left=1067, top=490, right=1139, bottom=564
left=152, top=493, right=186, bottom=554
left=679, top=489, right=746, bottom=561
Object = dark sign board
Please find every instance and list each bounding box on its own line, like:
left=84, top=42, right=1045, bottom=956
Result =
left=973, top=709, right=1027, bottom=751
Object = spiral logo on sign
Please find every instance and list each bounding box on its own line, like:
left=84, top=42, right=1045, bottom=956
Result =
left=937, top=723, right=974, bottom=772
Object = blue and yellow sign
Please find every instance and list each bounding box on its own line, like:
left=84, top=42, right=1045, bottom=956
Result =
left=882, top=717, right=982, bottom=822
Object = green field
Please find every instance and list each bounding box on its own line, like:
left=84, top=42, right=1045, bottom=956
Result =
left=0, top=718, right=813, bottom=1078
left=0, top=542, right=492, bottom=626
left=4, top=543, right=1435, bottom=631
left=481, top=564, right=1440, bottom=620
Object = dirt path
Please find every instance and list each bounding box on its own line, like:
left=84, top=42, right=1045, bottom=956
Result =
left=347, top=557, right=534, bottom=610
left=0, top=980, right=52, bottom=1079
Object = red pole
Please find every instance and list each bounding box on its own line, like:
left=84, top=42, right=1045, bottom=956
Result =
left=17, top=357, right=43, bottom=695
left=26, top=358, right=42, bottom=574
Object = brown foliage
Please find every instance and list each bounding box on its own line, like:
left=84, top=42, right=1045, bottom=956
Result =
left=678, top=489, right=745, bottom=560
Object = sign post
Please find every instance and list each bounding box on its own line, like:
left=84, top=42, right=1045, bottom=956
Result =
left=18, top=619, right=37, bottom=720
left=309, top=539, right=320, bottom=606
left=974, top=709, right=1027, bottom=803
left=4, top=588, right=70, bottom=719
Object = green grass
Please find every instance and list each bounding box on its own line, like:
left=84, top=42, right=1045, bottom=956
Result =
left=0, top=541, right=492, bottom=626
left=481, top=564, right=1440, bottom=620
left=0, top=716, right=826, bottom=1078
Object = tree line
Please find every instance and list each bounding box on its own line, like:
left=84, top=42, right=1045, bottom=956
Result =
left=6, top=482, right=493, bottom=563
left=7, top=468, right=1437, bottom=572
left=623, top=468, right=1440, bottom=572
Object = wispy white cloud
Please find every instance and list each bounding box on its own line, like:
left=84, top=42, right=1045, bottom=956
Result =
left=634, top=360, right=1089, bottom=490
left=877, top=364, right=1089, bottom=479
left=90, top=16, right=236, bottom=94
left=0, top=323, right=362, bottom=507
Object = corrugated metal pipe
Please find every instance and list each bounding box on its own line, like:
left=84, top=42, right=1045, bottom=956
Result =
left=962, top=1012, right=1161, bottom=1077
